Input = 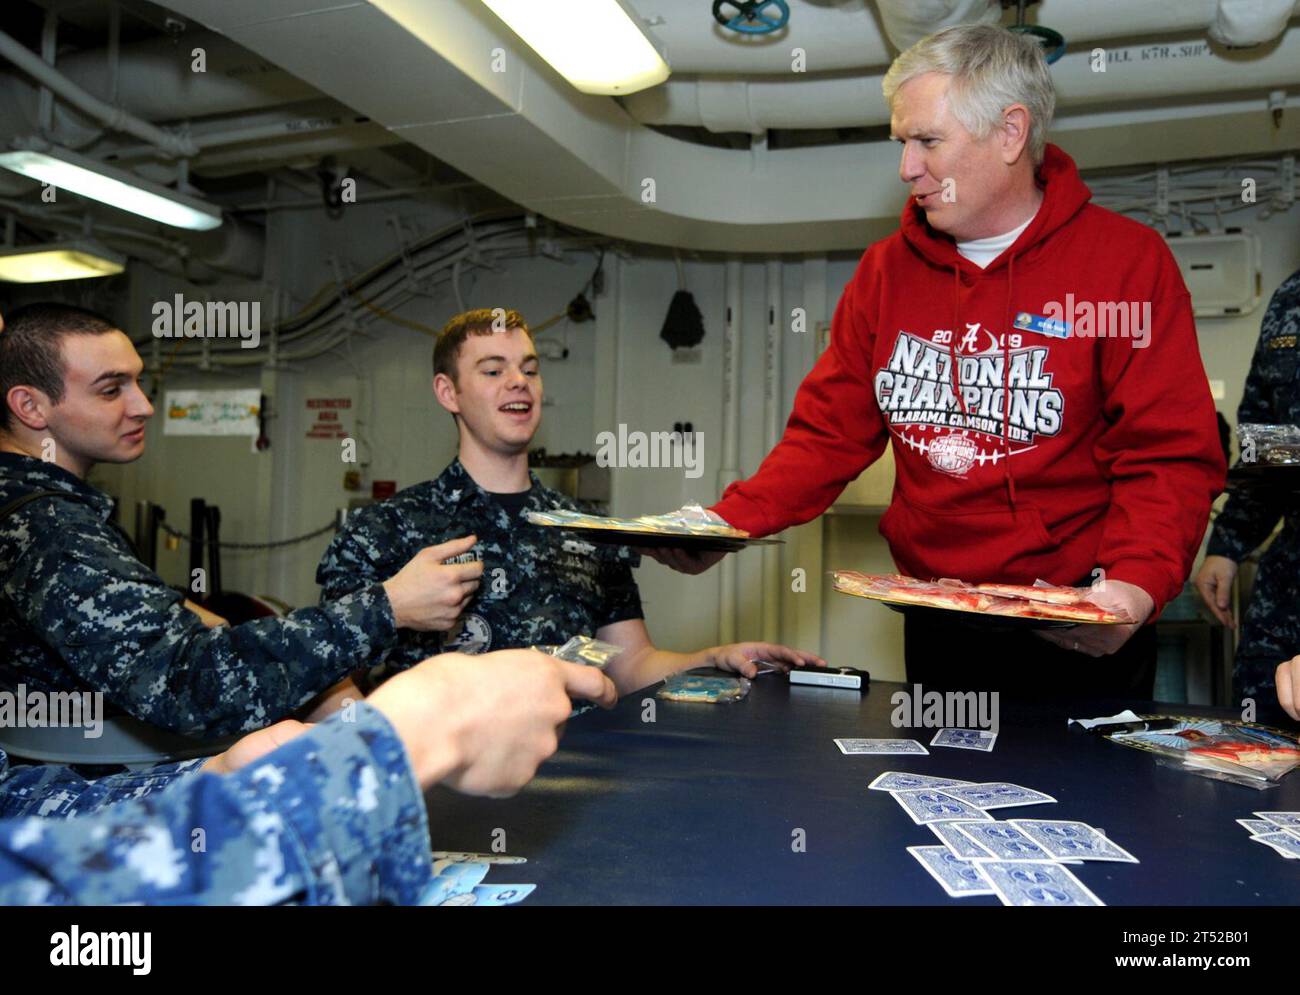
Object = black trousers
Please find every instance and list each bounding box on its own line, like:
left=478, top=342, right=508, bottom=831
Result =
left=903, top=614, right=1158, bottom=703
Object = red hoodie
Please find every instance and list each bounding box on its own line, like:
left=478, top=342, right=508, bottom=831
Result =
left=713, top=145, right=1226, bottom=615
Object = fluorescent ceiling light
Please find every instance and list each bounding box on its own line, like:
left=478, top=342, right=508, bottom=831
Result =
left=0, top=145, right=223, bottom=231
left=480, top=0, right=669, bottom=95
left=0, top=240, right=126, bottom=283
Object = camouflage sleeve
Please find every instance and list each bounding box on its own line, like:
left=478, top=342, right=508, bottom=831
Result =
left=0, top=754, right=204, bottom=821
left=1206, top=296, right=1290, bottom=562
left=595, top=548, right=644, bottom=629
left=0, top=703, right=433, bottom=906
left=316, top=504, right=409, bottom=605
left=4, top=524, right=399, bottom=737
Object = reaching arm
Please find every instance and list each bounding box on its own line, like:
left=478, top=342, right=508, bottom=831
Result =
left=0, top=704, right=432, bottom=906
left=712, top=267, right=889, bottom=537
left=595, top=618, right=824, bottom=697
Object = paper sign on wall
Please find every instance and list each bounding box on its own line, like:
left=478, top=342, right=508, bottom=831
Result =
left=305, top=397, right=352, bottom=439
left=163, top=388, right=261, bottom=437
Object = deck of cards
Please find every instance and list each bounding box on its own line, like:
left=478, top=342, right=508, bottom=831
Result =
left=422, top=851, right=536, bottom=906
left=870, top=771, right=1140, bottom=906
left=1239, top=811, right=1300, bottom=860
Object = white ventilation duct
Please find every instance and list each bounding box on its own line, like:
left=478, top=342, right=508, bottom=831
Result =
left=624, top=26, right=1300, bottom=133
left=875, top=0, right=1000, bottom=52
left=155, top=0, right=1300, bottom=252
left=630, top=0, right=1300, bottom=74
left=1211, top=0, right=1298, bottom=47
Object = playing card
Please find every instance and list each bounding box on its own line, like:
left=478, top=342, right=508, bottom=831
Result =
left=928, top=821, right=994, bottom=860
left=1235, top=819, right=1275, bottom=835
left=1009, top=819, right=1139, bottom=863
left=891, top=788, right=994, bottom=825
left=869, top=771, right=974, bottom=792
left=431, top=851, right=528, bottom=865
left=930, top=728, right=998, bottom=751
left=1254, top=811, right=1300, bottom=830
left=978, top=860, right=1105, bottom=907
left=1250, top=832, right=1300, bottom=859
left=440, top=883, right=537, bottom=906
left=433, top=855, right=527, bottom=876
left=943, top=782, right=1057, bottom=810
left=953, top=821, right=1057, bottom=862
left=906, top=846, right=996, bottom=898
left=416, top=860, right=491, bottom=905
left=836, top=738, right=928, bottom=755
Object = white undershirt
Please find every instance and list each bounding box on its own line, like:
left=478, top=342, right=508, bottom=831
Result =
left=955, top=211, right=1037, bottom=269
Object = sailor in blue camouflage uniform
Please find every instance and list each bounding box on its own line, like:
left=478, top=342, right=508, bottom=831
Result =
left=0, top=303, right=487, bottom=788
left=1196, top=268, right=1300, bottom=702
left=319, top=456, right=641, bottom=668
left=0, top=451, right=395, bottom=738
left=0, top=705, right=433, bottom=905
left=0, top=751, right=207, bottom=820
left=319, top=308, right=823, bottom=696
left=0, top=647, right=616, bottom=904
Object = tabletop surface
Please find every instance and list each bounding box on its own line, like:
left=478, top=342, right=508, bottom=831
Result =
left=423, top=675, right=1300, bottom=905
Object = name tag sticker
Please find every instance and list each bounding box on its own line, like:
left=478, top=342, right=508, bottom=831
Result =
left=1012, top=311, right=1071, bottom=339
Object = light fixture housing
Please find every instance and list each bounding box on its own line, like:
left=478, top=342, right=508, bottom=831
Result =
left=479, top=0, right=669, bottom=95
left=0, top=240, right=127, bottom=283
left=0, top=143, right=223, bottom=231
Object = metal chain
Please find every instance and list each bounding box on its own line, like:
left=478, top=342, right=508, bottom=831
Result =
left=158, top=519, right=336, bottom=550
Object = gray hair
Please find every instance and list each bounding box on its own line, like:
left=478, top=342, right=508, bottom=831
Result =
left=881, top=24, right=1056, bottom=164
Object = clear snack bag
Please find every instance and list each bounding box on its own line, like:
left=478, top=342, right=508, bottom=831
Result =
left=536, top=636, right=624, bottom=716
left=1238, top=423, right=1300, bottom=464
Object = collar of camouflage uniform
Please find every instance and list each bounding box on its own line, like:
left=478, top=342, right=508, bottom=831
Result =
left=0, top=451, right=115, bottom=519
left=438, top=457, right=546, bottom=513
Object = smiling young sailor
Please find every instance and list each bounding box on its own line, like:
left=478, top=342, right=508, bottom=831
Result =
left=318, top=308, right=822, bottom=694
left=648, top=25, right=1226, bottom=700
left=0, top=303, right=512, bottom=769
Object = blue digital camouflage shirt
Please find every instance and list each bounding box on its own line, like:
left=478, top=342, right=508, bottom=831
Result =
left=0, top=753, right=204, bottom=820
left=0, top=452, right=398, bottom=739
left=0, top=703, right=434, bottom=905
left=317, top=458, right=643, bottom=669
left=1206, top=269, right=1300, bottom=698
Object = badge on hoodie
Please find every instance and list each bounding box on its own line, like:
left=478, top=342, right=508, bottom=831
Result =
left=1012, top=311, right=1071, bottom=339
left=927, top=430, right=979, bottom=476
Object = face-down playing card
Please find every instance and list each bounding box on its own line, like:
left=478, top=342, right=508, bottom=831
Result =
left=907, top=846, right=996, bottom=898
left=977, top=860, right=1105, bottom=906
left=869, top=771, right=974, bottom=792
left=891, top=789, right=994, bottom=825
left=1008, top=820, right=1138, bottom=863
left=951, top=821, right=1058, bottom=862
left=931, top=728, right=998, bottom=751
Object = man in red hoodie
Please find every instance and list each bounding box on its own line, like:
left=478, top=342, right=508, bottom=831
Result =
left=653, top=25, right=1225, bottom=700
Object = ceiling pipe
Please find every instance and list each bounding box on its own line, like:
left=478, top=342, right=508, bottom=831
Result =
left=628, top=0, right=1300, bottom=74
left=0, top=29, right=324, bottom=159
left=0, top=29, right=197, bottom=157
left=624, top=26, right=1300, bottom=133
left=155, top=0, right=1300, bottom=252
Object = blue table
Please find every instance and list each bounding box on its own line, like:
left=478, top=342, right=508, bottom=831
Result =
left=423, top=676, right=1300, bottom=905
